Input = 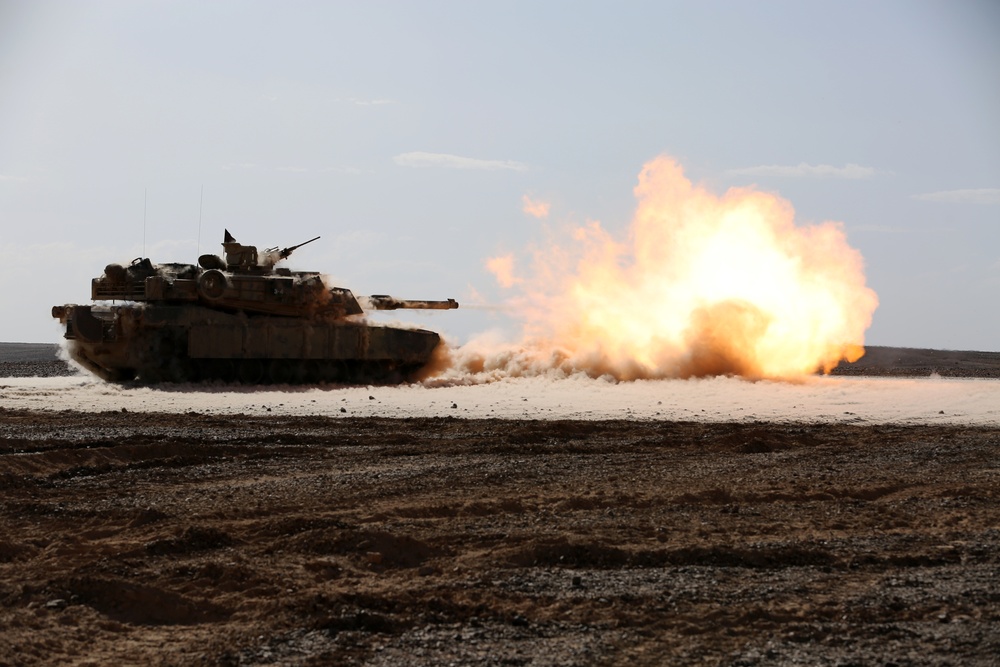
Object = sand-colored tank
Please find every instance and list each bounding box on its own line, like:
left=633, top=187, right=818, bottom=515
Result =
left=52, top=231, right=458, bottom=384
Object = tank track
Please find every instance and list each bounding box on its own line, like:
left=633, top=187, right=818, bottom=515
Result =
left=133, top=358, right=421, bottom=385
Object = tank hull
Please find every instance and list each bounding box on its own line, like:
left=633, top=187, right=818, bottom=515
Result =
left=56, top=303, right=440, bottom=385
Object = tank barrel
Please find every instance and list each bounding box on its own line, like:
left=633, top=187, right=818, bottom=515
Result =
left=365, top=295, right=459, bottom=311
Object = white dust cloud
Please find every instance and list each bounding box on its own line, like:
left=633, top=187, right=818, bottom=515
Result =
left=483, top=255, right=520, bottom=289
left=440, top=156, right=878, bottom=383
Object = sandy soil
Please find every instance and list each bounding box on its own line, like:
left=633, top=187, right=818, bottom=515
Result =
left=1, top=345, right=999, bottom=665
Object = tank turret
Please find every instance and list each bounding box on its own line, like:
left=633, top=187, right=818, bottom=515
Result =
left=52, top=231, right=458, bottom=384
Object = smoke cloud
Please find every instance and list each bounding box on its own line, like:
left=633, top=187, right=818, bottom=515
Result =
left=521, top=195, right=551, bottom=219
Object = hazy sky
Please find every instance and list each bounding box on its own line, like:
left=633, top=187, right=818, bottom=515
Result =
left=2, top=0, right=998, bottom=350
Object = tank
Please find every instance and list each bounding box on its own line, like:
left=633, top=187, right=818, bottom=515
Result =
left=51, top=231, right=459, bottom=384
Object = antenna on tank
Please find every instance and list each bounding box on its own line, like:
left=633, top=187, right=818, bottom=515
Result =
left=143, top=188, right=147, bottom=258
left=197, top=185, right=204, bottom=258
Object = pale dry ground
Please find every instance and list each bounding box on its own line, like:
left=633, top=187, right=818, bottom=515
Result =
left=3, top=372, right=1000, bottom=427
left=3, top=344, right=1000, bottom=426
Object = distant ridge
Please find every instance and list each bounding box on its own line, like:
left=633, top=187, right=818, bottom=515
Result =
left=830, top=345, right=1000, bottom=378
left=0, top=343, right=61, bottom=362
left=0, top=343, right=70, bottom=379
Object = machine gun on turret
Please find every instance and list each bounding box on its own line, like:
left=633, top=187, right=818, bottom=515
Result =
left=265, top=236, right=321, bottom=261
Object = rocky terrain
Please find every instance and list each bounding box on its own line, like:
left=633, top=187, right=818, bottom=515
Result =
left=1, top=343, right=998, bottom=665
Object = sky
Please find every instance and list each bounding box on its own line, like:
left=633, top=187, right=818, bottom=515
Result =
left=1, top=0, right=999, bottom=350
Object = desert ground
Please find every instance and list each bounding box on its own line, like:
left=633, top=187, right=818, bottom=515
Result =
left=1, top=344, right=998, bottom=666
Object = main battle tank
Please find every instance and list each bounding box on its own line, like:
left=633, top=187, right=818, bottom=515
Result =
left=51, top=231, right=458, bottom=384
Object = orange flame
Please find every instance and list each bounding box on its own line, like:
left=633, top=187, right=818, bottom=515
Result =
left=476, top=156, right=877, bottom=381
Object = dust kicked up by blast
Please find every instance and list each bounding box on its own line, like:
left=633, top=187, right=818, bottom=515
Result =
left=52, top=231, right=458, bottom=385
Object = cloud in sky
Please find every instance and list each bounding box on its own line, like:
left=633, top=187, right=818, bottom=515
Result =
left=222, top=164, right=319, bottom=173
left=913, top=188, right=1000, bottom=205
left=348, top=97, right=396, bottom=106
left=485, top=253, right=521, bottom=288
left=221, top=162, right=260, bottom=171
left=321, top=166, right=366, bottom=175
left=393, top=152, right=529, bottom=171
left=726, top=163, right=877, bottom=179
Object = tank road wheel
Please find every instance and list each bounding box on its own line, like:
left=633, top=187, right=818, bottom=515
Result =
left=353, top=361, right=391, bottom=385
left=169, top=359, right=198, bottom=383
left=268, top=359, right=303, bottom=385
left=183, top=359, right=205, bottom=382
left=301, top=360, right=323, bottom=384
left=103, top=367, right=138, bottom=382
left=306, top=359, right=339, bottom=384
left=160, top=359, right=199, bottom=383
left=138, top=366, right=165, bottom=383
left=399, top=363, right=424, bottom=382
left=197, top=269, right=229, bottom=301
left=378, top=362, right=402, bottom=384
left=335, top=361, right=356, bottom=384
left=207, top=359, right=236, bottom=383
left=238, top=359, right=265, bottom=385
left=138, top=332, right=190, bottom=383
